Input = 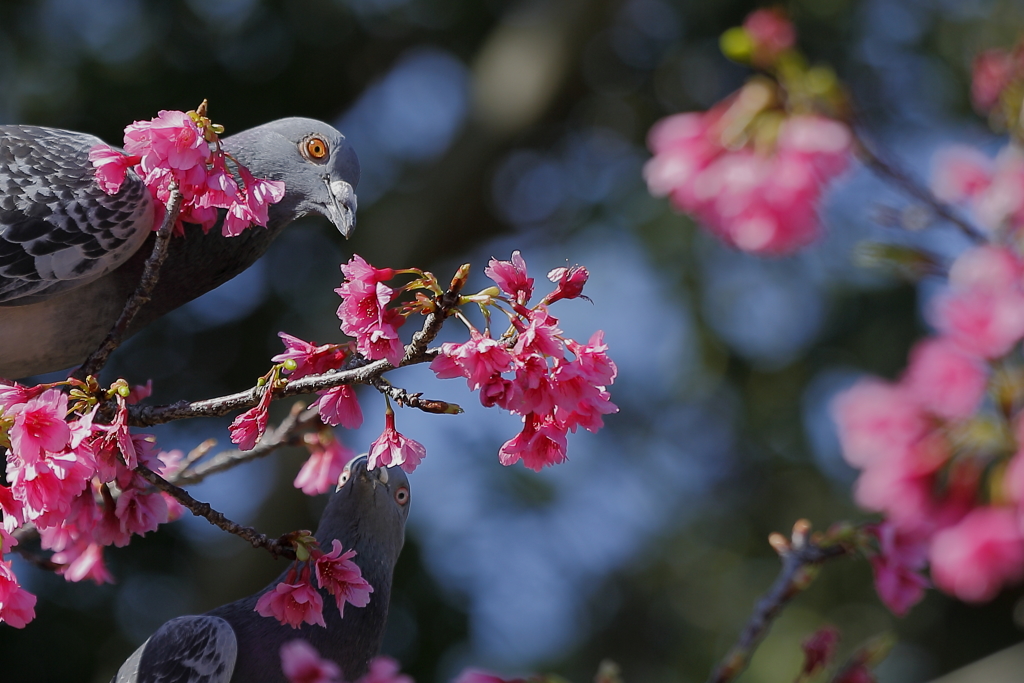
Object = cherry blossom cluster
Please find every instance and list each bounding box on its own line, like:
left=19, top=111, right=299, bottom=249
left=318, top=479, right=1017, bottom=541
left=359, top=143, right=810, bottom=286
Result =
left=832, top=244, right=1024, bottom=610
left=255, top=252, right=616, bottom=475
left=644, top=10, right=852, bottom=255
left=279, top=645, right=545, bottom=683
left=430, top=252, right=616, bottom=470
left=281, top=645, right=413, bottom=683
left=0, top=378, right=181, bottom=628
left=256, top=537, right=371, bottom=629
left=90, top=106, right=284, bottom=236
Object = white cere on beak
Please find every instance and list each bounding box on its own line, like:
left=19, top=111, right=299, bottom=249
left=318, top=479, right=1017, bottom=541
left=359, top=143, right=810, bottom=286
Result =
left=377, top=467, right=389, bottom=485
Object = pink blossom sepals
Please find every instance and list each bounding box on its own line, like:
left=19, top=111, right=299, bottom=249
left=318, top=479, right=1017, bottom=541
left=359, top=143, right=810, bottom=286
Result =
left=367, top=404, right=426, bottom=473
left=280, top=640, right=342, bottom=683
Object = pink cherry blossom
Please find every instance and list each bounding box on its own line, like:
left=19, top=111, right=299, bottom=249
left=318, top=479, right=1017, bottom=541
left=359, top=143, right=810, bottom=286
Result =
left=0, top=528, right=14, bottom=555
left=498, top=413, right=569, bottom=471
left=832, top=664, right=875, bottom=683
left=336, top=259, right=406, bottom=367
left=280, top=640, right=342, bottom=683
left=948, top=245, right=1023, bottom=290
left=512, top=353, right=557, bottom=416
left=55, top=541, right=115, bottom=585
left=94, top=109, right=284, bottom=236
left=115, top=485, right=169, bottom=538
left=485, top=251, right=534, bottom=304
left=311, top=386, right=364, bottom=430
left=831, top=379, right=927, bottom=469
left=645, top=106, right=850, bottom=254
left=932, top=286, right=1024, bottom=359
left=543, top=265, right=589, bottom=304
left=513, top=307, right=564, bottom=358
left=340, top=254, right=396, bottom=285
left=125, top=110, right=208, bottom=172
left=565, top=331, right=617, bottom=387
left=256, top=569, right=327, bottom=629
left=295, top=433, right=355, bottom=496
left=931, top=146, right=993, bottom=204
left=971, top=48, right=1018, bottom=113
left=930, top=506, right=1024, bottom=602
left=431, top=330, right=514, bottom=391
left=367, top=411, right=426, bottom=474
left=356, top=657, right=414, bottom=683
left=743, top=8, right=795, bottom=67
left=451, top=670, right=524, bottom=683
left=88, top=146, right=141, bottom=194
left=0, top=381, right=39, bottom=410
left=868, top=523, right=929, bottom=616
left=6, top=388, right=70, bottom=465
left=229, top=387, right=273, bottom=451
left=851, top=433, right=962, bottom=535
left=800, top=625, right=840, bottom=677
left=274, top=333, right=348, bottom=380
left=314, top=540, right=372, bottom=616
left=0, top=560, right=36, bottom=628
left=901, top=337, right=988, bottom=420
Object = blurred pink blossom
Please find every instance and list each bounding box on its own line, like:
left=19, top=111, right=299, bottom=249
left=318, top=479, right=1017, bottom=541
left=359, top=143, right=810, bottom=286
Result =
left=930, top=506, right=1024, bottom=602
left=280, top=640, right=341, bottom=683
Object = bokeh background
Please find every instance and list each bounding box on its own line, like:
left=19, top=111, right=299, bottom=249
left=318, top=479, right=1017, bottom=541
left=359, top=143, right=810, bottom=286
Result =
left=2, top=0, right=1023, bottom=681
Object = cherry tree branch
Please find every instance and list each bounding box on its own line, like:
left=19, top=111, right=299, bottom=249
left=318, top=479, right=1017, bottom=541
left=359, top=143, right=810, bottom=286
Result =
left=10, top=544, right=62, bottom=572
left=170, top=402, right=320, bottom=486
left=75, top=185, right=183, bottom=381
left=129, top=273, right=466, bottom=428
left=852, top=133, right=986, bottom=242
left=135, top=465, right=297, bottom=560
left=707, top=521, right=852, bottom=683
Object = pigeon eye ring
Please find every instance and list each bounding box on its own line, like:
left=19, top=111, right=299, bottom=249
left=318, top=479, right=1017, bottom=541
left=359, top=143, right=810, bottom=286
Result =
left=302, top=135, right=330, bottom=162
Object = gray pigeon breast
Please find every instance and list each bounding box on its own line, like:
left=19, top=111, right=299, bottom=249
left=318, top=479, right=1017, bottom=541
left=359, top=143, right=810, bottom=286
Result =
left=0, top=125, right=154, bottom=304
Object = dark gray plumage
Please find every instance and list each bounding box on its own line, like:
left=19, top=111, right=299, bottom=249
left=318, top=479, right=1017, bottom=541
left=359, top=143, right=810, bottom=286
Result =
left=0, top=118, right=359, bottom=379
left=113, top=456, right=410, bottom=683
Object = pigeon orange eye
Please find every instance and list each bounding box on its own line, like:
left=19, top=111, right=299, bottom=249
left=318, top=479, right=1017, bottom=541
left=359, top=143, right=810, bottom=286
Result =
left=305, top=137, right=328, bottom=160
left=395, top=487, right=409, bottom=505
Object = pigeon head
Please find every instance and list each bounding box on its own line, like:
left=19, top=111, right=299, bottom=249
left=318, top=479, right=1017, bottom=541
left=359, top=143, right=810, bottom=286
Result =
left=223, top=117, right=360, bottom=238
left=315, top=455, right=410, bottom=564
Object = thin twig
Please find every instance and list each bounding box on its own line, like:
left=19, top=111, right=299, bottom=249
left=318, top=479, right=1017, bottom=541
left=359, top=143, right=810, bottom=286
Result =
left=75, top=185, right=183, bottom=380
left=129, top=276, right=466, bottom=428
left=707, top=528, right=851, bottom=683
left=853, top=134, right=986, bottom=243
left=10, top=544, right=62, bottom=572
left=135, top=465, right=297, bottom=560
left=171, top=402, right=319, bottom=486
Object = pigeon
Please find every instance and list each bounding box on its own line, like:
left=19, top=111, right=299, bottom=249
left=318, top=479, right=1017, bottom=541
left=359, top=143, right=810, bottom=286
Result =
left=112, top=455, right=410, bottom=683
left=0, top=118, right=359, bottom=379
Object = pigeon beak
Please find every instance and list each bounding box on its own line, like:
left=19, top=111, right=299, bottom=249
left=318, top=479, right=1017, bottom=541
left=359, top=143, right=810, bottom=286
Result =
left=324, top=179, right=357, bottom=238
left=376, top=467, right=389, bottom=485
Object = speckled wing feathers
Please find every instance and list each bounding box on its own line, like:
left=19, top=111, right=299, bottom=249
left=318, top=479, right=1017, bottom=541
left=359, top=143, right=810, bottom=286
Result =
left=112, top=615, right=238, bottom=683
left=0, top=125, right=153, bottom=304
